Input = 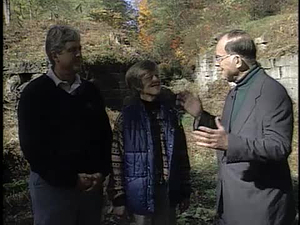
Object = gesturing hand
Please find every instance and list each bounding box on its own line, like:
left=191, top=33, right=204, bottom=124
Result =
left=113, top=206, right=126, bottom=217
left=77, top=173, right=93, bottom=191
left=85, top=173, right=104, bottom=192
left=176, top=91, right=203, bottom=118
left=192, top=117, right=228, bottom=151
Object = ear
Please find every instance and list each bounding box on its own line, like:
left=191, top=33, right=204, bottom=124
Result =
left=233, top=55, right=243, bottom=69
left=51, top=51, right=59, bottom=64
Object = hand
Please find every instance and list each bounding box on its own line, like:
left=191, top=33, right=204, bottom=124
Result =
left=179, top=198, right=190, bottom=213
left=77, top=173, right=93, bottom=191
left=85, top=172, right=104, bottom=192
left=192, top=117, right=228, bottom=150
left=113, top=205, right=126, bottom=217
left=176, top=91, right=203, bottom=117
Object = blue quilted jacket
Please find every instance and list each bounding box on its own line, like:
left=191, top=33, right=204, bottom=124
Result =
left=122, top=98, right=190, bottom=215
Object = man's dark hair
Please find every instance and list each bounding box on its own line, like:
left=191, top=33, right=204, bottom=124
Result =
left=125, top=60, right=158, bottom=93
left=218, top=29, right=257, bottom=64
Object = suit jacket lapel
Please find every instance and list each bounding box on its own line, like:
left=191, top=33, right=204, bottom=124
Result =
left=219, top=88, right=236, bottom=160
left=231, top=70, right=267, bottom=134
left=222, top=88, right=236, bottom=133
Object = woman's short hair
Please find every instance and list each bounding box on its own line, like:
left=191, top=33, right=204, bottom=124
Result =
left=45, top=25, right=80, bottom=66
left=125, top=60, right=158, bottom=93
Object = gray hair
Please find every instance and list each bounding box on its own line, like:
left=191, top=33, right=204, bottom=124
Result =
left=45, top=25, right=80, bottom=66
left=125, top=60, right=158, bottom=94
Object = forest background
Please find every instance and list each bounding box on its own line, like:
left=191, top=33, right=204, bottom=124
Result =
left=3, top=0, right=298, bottom=224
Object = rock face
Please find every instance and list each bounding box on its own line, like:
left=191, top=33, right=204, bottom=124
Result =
left=195, top=54, right=298, bottom=104
left=4, top=61, right=48, bottom=75
left=4, top=54, right=298, bottom=112
left=3, top=61, right=48, bottom=109
left=3, top=62, right=131, bottom=111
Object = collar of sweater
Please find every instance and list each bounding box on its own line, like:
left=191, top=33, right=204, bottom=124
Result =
left=47, top=67, right=81, bottom=87
left=235, top=65, right=261, bottom=88
left=141, top=99, right=161, bottom=112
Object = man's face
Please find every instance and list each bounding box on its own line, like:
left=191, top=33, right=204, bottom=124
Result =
left=54, top=41, right=82, bottom=73
left=215, top=36, right=239, bottom=82
left=140, top=70, right=161, bottom=98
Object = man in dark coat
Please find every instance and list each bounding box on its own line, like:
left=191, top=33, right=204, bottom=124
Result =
left=18, top=25, right=112, bottom=225
left=178, top=29, right=296, bottom=225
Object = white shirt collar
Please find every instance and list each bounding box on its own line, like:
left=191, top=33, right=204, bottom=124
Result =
left=46, top=68, right=82, bottom=94
left=47, top=68, right=81, bottom=86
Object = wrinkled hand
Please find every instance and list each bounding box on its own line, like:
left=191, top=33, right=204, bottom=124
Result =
left=77, top=173, right=93, bottom=191
left=179, top=198, right=190, bottom=213
left=113, top=206, right=126, bottom=218
left=176, top=91, right=203, bottom=118
left=85, top=173, right=104, bottom=192
left=192, top=117, right=228, bottom=150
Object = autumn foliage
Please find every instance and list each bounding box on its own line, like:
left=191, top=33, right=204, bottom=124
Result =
left=138, top=0, right=154, bottom=50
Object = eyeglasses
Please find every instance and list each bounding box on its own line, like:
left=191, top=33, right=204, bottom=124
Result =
left=215, top=54, right=232, bottom=62
left=63, top=46, right=82, bottom=55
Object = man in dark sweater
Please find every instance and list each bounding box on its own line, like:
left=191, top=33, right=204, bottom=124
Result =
left=17, top=25, right=112, bottom=225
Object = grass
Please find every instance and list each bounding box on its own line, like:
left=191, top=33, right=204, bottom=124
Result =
left=3, top=108, right=298, bottom=224
left=177, top=114, right=218, bottom=224
left=241, top=13, right=298, bottom=59
left=3, top=19, right=144, bottom=67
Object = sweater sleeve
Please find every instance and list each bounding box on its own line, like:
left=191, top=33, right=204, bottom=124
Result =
left=178, top=120, right=192, bottom=200
left=110, top=113, right=126, bottom=206
left=96, top=93, right=113, bottom=177
left=17, top=84, right=78, bottom=187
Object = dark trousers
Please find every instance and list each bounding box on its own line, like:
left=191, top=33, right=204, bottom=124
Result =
left=133, top=183, right=176, bottom=225
left=29, top=171, right=103, bottom=225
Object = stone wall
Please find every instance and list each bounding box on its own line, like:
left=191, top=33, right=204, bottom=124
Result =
left=195, top=54, right=298, bottom=103
left=260, top=55, right=298, bottom=103
left=4, top=54, right=298, bottom=112
left=86, top=64, right=130, bottom=110
left=3, top=62, right=131, bottom=111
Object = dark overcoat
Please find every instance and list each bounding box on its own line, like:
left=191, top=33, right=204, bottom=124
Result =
left=200, top=68, right=296, bottom=225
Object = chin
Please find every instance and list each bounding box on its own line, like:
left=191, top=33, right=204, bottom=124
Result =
left=72, top=63, right=81, bottom=72
left=74, top=66, right=81, bottom=72
left=221, top=74, right=229, bottom=81
left=152, top=91, right=161, bottom=96
left=151, top=90, right=161, bottom=97
left=222, top=73, right=233, bottom=82
left=226, top=78, right=233, bottom=82
left=155, top=87, right=161, bottom=94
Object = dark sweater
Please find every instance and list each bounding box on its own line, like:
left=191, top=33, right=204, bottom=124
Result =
left=229, top=65, right=260, bottom=126
left=18, top=75, right=112, bottom=188
left=141, top=100, right=164, bottom=184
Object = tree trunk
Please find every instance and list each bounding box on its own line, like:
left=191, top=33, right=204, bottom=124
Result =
left=3, top=0, right=11, bottom=25
left=29, top=0, right=32, bottom=20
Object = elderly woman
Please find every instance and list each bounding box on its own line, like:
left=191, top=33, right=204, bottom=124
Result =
left=109, top=60, right=191, bottom=225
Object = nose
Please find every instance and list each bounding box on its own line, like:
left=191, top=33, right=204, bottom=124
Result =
left=152, top=74, right=160, bottom=81
left=75, top=50, right=81, bottom=57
